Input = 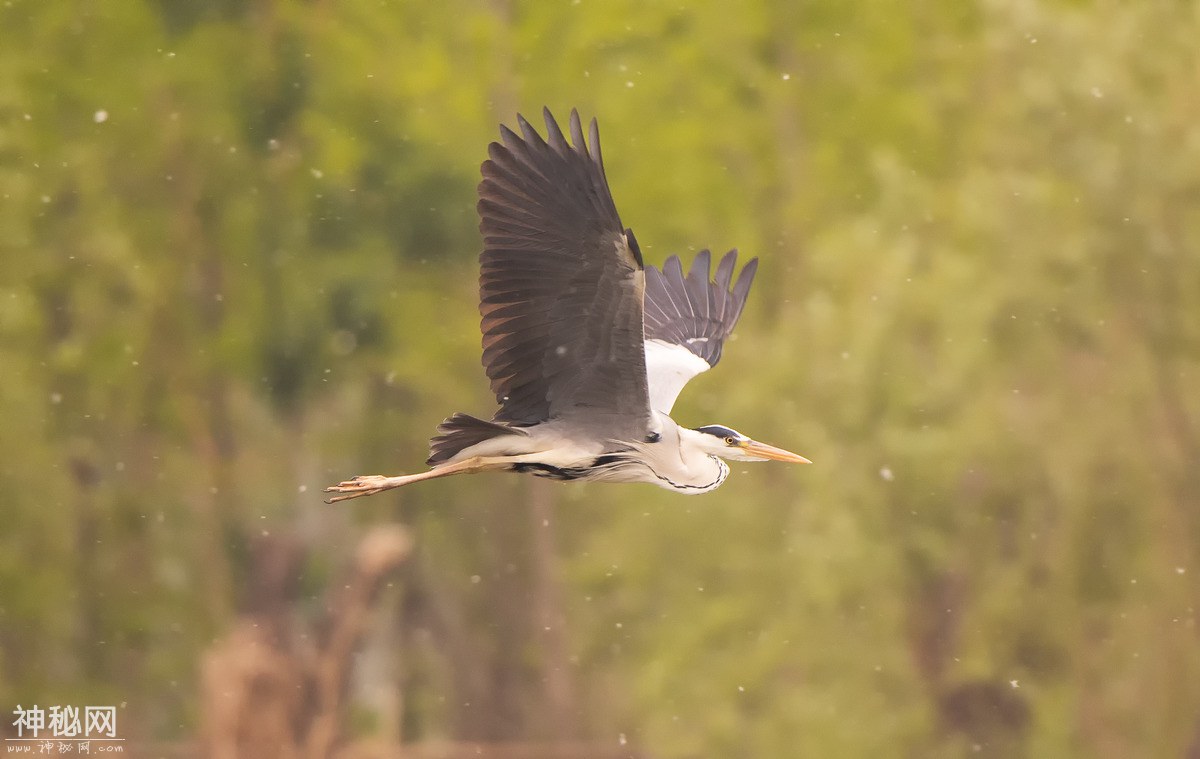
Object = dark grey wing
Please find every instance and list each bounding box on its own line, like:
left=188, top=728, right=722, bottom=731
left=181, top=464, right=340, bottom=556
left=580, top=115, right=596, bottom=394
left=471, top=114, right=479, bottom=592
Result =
left=642, top=250, right=758, bottom=413
left=477, top=108, right=651, bottom=441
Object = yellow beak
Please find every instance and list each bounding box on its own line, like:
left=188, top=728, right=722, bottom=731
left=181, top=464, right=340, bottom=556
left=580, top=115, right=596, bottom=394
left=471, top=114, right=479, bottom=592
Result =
left=740, top=439, right=812, bottom=464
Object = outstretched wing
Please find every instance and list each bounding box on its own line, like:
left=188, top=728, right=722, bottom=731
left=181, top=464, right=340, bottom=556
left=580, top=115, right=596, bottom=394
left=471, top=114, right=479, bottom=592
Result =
left=642, top=250, right=758, bottom=413
left=477, top=108, right=652, bottom=442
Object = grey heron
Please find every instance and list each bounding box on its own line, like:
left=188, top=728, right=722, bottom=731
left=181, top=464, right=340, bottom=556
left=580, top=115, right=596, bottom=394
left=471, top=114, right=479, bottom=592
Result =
left=325, top=108, right=809, bottom=503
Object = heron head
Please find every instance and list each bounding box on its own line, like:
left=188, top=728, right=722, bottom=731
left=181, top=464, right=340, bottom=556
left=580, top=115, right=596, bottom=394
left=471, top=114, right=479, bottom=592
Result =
left=692, top=424, right=811, bottom=464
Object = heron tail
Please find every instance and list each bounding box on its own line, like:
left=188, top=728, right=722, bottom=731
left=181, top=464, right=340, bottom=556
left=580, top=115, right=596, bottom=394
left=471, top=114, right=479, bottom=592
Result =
left=427, top=412, right=523, bottom=466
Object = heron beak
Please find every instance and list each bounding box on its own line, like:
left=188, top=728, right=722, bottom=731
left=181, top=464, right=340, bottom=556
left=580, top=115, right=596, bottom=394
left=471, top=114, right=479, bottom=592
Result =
left=740, top=439, right=812, bottom=464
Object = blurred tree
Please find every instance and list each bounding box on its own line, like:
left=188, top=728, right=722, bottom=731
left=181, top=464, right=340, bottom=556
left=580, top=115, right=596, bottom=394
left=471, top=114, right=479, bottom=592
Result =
left=1, top=0, right=1198, bottom=756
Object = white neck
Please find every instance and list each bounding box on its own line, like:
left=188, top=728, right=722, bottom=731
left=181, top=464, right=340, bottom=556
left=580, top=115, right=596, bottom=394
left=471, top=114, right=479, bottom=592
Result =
left=635, top=417, right=730, bottom=494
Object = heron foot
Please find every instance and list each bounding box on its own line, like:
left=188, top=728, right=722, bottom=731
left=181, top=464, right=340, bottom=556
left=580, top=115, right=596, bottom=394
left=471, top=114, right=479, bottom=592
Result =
left=324, top=474, right=399, bottom=503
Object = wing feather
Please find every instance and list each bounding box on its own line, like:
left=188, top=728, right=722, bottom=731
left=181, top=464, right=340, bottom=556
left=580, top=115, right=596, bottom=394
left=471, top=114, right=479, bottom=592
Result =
left=477, top=108, right=651, bottom=440
left=642, top=250, right=758, bottom=413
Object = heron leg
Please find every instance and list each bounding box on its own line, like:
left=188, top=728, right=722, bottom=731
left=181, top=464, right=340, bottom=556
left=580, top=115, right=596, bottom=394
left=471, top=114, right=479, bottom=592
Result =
left=323, top=456, right=507, bottom=503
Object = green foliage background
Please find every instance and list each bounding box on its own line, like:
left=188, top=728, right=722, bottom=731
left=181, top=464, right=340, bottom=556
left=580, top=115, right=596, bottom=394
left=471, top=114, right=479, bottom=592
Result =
left=2, top=0, right=1199, bottom=755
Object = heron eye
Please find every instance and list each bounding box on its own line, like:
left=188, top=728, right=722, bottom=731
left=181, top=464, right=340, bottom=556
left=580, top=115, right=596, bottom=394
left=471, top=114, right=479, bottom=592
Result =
left=724, top=436, right=736, bottom=445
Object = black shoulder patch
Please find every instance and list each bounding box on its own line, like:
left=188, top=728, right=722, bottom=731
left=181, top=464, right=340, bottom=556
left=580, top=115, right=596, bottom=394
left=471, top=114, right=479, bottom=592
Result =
left=624, top=227, right=644, bottom=268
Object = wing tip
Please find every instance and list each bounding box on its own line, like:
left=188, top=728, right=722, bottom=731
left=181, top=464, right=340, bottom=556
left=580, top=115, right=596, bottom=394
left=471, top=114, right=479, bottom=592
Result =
left=542, top=108, right=570, bottom=153
left=733, top=254, right=759, bottom=296
left=494, top=106, right=610, bottom=169
left=516, top=111, right=540, bottom=143
left=588, top=116, right=603, bottom=168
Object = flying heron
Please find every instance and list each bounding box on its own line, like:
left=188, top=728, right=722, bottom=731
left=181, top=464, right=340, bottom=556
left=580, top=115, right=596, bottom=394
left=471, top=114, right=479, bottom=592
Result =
left=325, top=108, right=809, bottom=503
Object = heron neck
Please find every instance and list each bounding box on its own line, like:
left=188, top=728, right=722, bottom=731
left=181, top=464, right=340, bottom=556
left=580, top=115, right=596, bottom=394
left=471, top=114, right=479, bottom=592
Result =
left=648, top=422, right=730, bottom=493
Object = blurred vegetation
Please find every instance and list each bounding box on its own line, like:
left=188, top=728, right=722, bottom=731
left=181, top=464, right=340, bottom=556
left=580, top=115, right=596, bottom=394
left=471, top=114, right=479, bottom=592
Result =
left=2, top=0, right=1199, bottom=756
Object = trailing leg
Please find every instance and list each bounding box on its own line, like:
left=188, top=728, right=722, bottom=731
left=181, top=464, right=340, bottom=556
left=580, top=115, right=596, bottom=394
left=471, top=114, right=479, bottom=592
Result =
left=323, top=456, right=510, bottom=503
